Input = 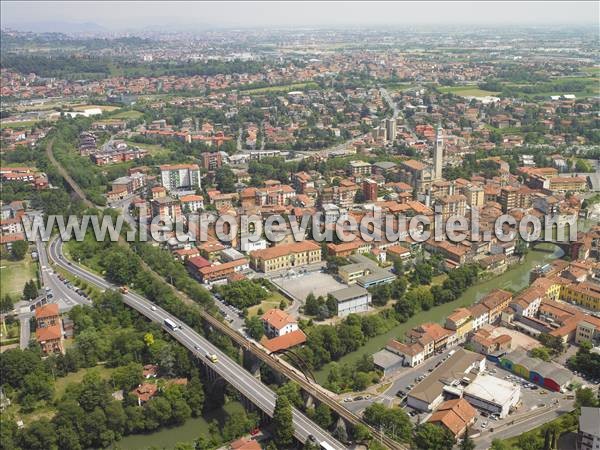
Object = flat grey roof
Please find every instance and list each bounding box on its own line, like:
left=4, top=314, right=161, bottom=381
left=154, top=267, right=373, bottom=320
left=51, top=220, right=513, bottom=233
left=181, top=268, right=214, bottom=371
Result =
left=579, top=407, right=600, bottom=437
left=331, top=285, right=369, bottom=302
left=505, top=348, right=572, bottom=386
left=408, top=348, right=484, bottom=405
left=373, top=349, right=403, bottom=369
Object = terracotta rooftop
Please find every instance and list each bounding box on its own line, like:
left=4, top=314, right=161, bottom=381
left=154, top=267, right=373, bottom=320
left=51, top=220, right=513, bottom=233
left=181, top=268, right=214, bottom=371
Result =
left=261, top=329, right=307, bottom=352
left=35, top=303, right=59, bottom=319
left=261, top=309, right=297, bottom=330
left=35, top=324, right=62, bottom=342
left=250, top=240, right=320, bottom=261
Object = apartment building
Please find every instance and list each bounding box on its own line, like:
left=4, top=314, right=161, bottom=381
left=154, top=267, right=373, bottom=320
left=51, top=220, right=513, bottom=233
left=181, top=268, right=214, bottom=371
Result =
left=250, top=241, right=321, bottom=273
left=445, top=308, right=473, bottom=344
left=481, top=289, right=513, bottom=324
left=160, top=164, right=201, bottom=191
left=561, top=282, right=600, bottom=312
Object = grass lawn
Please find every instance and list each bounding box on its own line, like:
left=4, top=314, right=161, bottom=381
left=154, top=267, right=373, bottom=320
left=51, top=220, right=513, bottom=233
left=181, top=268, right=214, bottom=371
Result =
left=500, top=411, right=577, bottom=448
left=54, top=365, right=116, bottom=401
left=438, top=85, right=500, bottom=97
left=109, top=110, right=144, bottom=119
left=247, top=292, right=288, bottom=317
left=241, top=82, right=319, bottom=95
left=0, top=120, right=39, bottom=129
left=581, top=66, right=600, bottom=74
left=0, top=254, right=38, bottom=298
left=0, top=321, right=20, bottom=347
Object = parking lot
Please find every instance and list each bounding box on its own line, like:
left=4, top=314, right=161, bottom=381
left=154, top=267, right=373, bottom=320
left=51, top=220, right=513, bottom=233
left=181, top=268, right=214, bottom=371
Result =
left=387, top=354, right=574, bottom=428
left=469, top=363, right=566, bottom=433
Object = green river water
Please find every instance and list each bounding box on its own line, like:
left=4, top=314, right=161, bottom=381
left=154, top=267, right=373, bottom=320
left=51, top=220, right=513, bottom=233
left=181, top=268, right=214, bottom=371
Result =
left=110, top=243, right=567, bottom=448
left=112, top=401, right=245, bottom=450
left=314, top=242, right=564, bottom=384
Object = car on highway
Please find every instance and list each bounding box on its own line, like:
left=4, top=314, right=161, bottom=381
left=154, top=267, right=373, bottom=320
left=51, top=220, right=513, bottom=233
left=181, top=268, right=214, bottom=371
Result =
left=194, top=345, right=201, bottom=351
left=207, top=353, right=218, bottom=363
left=151, top=306, right=157, bottom=311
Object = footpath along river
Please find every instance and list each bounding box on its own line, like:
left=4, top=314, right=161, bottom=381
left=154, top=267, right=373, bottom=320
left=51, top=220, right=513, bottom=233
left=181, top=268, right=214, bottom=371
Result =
left=315, top=242, right=564, bottom=384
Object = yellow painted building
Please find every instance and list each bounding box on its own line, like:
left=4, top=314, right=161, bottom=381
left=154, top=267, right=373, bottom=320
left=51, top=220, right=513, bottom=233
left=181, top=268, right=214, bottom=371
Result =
left=561, top=282, right=600, bottom=312
left=338, top=263, right=370, bottom=284
left=250, top=241, right=322, bottom=273
left=445, top=308, right=473, bottom=342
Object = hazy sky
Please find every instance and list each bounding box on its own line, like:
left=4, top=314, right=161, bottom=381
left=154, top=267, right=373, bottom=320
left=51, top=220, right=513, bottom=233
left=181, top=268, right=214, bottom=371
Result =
left=2, top=1, right=599, bottom=31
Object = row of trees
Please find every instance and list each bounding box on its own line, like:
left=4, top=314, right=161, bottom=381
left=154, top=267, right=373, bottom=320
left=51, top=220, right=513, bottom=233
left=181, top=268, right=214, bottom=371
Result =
left=0, top=288, right=210, bottom=450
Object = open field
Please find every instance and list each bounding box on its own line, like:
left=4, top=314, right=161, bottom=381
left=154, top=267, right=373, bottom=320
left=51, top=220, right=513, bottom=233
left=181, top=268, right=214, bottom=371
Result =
left=0, top=254, right=38, bottom=298
left=240, top=81, right=319, bottom=95
left=109, top=109, right=144, bottom=119
left=438, top=85, right=500, bottom=97
left=247, top=291, right=288, bottom=317
left=54, top=365, right=116, bottom=401
left=0, top=120, right=39, bottom=129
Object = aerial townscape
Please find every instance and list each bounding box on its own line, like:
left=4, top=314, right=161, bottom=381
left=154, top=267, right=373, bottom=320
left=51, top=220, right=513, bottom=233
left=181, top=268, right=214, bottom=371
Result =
left=0, top=2, right=599, bottom=450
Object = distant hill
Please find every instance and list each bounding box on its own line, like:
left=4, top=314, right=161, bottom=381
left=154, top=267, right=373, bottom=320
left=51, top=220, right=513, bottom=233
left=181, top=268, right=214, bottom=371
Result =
left=4, top=21, right=107, bottom=34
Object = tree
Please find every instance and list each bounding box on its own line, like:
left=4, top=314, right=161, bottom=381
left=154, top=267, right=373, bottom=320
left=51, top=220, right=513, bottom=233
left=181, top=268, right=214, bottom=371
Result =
left=277, top=382, right=303, bottom=409
left=11, top=240, right=28, bottom=260
left=19, top=418, right=58, bottom=450
left=412, top=262, right=433, bottom=285
left=110, top=362, right=143, bottom=391
left=352, top=423, right=372, bottom=443
left=363, top=403, right=412, bottom=443
left=490, top=439, right=511, bottom=450
left=531, top=347, right=551, bottom=362
left=215, top=167, right=236, bottom=193
left=305, top=293, right=320, bottom=316
left=460, top=430, right=475, bottom=450
left=0, top=294, right=14, bottom=313
left=23, top=279, right=38, bottom=300
left=244, top=316, right=265, bottom=340
left=144, top=397, right=173, bottom=430
left=414, top=423, right=455, bottom=450
left=186, top=374, right=205, bottom=417
left=273, top=395, right=294, bottom=448
left=313, top=403, right=333, bottom=429
left=576, top=387, right=599, bottom=408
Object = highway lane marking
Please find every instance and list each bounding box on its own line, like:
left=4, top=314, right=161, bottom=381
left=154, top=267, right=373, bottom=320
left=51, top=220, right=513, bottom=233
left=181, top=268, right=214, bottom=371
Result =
left=50, top=240, right=345, bottom=449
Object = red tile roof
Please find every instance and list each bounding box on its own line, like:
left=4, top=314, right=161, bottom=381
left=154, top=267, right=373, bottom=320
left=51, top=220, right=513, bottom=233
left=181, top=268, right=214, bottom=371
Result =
left=35, top=324, right=62, bottom=342
left=261, top=309, right=297, bottom=330
left=35, top=303, right=59, bottom=319
left=261, top=329, right=307, bottom=352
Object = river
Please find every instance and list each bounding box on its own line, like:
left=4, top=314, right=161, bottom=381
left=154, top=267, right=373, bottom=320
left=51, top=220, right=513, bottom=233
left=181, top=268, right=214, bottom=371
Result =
left=315, top=243, right=564, bottom=384
left=112, top=401, right=245, bottom=450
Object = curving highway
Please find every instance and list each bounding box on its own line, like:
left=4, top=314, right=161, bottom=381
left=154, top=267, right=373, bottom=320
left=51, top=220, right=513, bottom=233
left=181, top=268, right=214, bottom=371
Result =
left=47, top=236, right=345, bottom=450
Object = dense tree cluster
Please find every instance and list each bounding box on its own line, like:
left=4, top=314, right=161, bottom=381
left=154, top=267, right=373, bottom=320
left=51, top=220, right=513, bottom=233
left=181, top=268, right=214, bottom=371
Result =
left=362, top=403, right=412, bottom=443
left=213, top=279, right=270, bottom=309
left=0, top=290, right=208, bottom=450
left=568, top=342, right=600, bottom=378
left=325, top=355, right=380, bottom=393
left=295, top=311, right=397, bottom=372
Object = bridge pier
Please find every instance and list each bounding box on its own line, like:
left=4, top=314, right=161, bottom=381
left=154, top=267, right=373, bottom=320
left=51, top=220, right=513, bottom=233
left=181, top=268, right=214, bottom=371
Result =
left=303, top=392, right=315, bottom=410
left=333, top=417, right=349, bottom=443
left=243, top=349, right=262, bottom=381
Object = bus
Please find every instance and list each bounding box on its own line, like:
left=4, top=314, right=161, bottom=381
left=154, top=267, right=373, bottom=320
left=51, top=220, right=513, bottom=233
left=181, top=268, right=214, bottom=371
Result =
left=319, top=442, right=336, bottom=450
left=164, top=318, right=179, bottom=331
